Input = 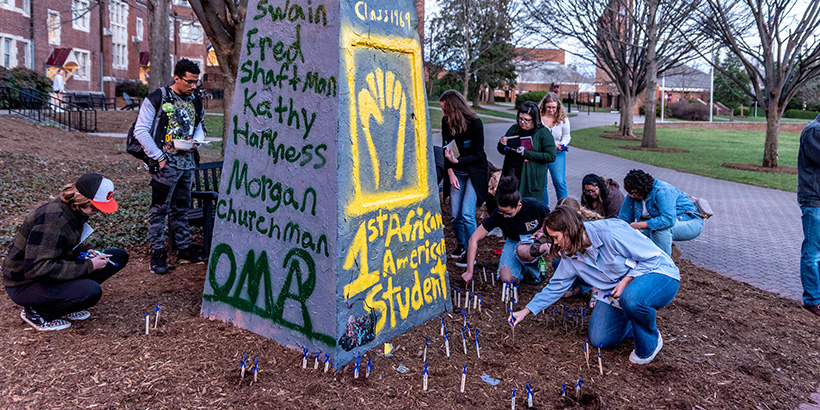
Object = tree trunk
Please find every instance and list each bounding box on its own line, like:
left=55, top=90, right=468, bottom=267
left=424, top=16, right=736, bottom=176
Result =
left=619, top=94, right=635, bottom=138
left=762, top=104, right=781, bottom=167
left=220, top=75, right=235, bottom=155
left=147, top=0, right=171, bottom=91
left=471, top=84, right=481, bottom=109
left=642, top=0, right=659, bottom=148
left=484, top=84, right=496, bottom=106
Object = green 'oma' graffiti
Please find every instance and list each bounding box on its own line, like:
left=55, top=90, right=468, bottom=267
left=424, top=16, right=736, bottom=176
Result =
left=204, top=243, right=335, bottom=345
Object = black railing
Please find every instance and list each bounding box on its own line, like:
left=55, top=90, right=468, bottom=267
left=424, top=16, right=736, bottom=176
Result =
left=0, top=85, right=97, bottom=132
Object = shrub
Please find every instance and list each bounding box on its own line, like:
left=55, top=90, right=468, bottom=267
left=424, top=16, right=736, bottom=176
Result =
left=734, top=106, right=751, bottom=116
left=0, top=67, right=52, bottom=108
left=639, top=104, right=665, bottom=117
left=515, top=91, right=548, bottom=109
left=784, top=109, right=819, bottom=120
left=115, top=80, right=149, bottom=98
left=668, top=102, right=709, bottom=121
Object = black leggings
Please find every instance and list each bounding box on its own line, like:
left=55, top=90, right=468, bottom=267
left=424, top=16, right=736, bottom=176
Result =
left=5, top=248, right=129, bottom=321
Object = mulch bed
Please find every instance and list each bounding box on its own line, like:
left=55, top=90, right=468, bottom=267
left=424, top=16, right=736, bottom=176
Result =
left=1, top=115, right=819, bottom=409
left=619, top=146, right=691, bottom=153
left=599, top=130, right=641, bottom=141
left=722, top=163, right=799, bottom=175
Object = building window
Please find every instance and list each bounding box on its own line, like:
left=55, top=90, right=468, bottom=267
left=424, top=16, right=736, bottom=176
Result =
left=188, top=58, right=203, bottom=71
left=136, top=17, right=143, bottom=41
left=48, top=11, right=61, bottom=45
left=22, top=0, right=29, bottom=15
left=1, top=0, right=11, bottom=7
left=179, top=22, right=202, bottom=43
left=169, top=17, right=175, bottom=41
left=72, top=0, right=90, bottom=32
left=173, top=0, right=190, bottom=7
left=109, top=0, right=128, bottom=69
left=2, top=38, right=11, bottom=68
left=73, top=48, right=90, bottom=80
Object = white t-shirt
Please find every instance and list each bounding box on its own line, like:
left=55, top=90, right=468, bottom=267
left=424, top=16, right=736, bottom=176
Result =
left=545, top=118, right=571, bottom=146
left=53, top=74, right=65, bottom=93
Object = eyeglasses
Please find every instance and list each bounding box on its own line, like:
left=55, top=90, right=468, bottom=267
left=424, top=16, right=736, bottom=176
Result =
left=518, top=117, right=533, bottom=123
left=583, top=189, right=598, bottom=195
left=183, top=79, right=199, bottom=85
left=543, top=105, right=558, bottom=110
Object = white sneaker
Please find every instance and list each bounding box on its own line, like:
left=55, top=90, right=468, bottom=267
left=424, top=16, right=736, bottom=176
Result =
left=629, top=330, right=663, bottom=364
left=62, top=310, right=91, bottom=321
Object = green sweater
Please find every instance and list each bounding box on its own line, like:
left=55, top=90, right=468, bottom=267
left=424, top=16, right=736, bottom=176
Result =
left=504, top=124, right=556, bottom=200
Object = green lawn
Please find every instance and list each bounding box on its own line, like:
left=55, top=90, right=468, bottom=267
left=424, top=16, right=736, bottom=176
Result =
left=572, top=126, right=799, bottom=192
left=203, top=114, right=224, bottom=140
left=714, top=115, right=812, bottom=124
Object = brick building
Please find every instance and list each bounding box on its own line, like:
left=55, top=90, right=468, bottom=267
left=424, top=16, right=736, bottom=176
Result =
left=0, top=0, right=210, bottom=96
left=503, top=48, right=594, bottom=102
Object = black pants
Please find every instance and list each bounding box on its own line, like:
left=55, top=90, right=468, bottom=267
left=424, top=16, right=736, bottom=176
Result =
left=5, top=248, right=128, bottom=321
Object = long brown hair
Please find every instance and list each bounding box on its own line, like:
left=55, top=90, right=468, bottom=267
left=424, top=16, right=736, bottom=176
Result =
left=539, top=92, right=567, bottom=124
left=544, top=206, right=591, bottom=258
left=60, top=184, right=92, bottom=212
left=556, top=197, right=603, bottom=221
left=439, top=90, right=479, bottom=135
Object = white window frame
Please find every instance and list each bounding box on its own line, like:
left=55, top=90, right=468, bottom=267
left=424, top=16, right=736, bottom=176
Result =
left=21, top=0, right=29, bottom=16
left=169, top=17, right=175, bottom=41
left=48, top=10, right=61, bottom=45
left=1, top=38, right=12, bottom=69
left=173, top=0, right=190, bottom=7
left=179, top=21, right=202, bottom=44
left=0, top=34, right=28, bottom=69
left=188, top=58, right=203, bottom=71
left=73, top=48, right=91, bottom=81
left=72, top=0, right=90, bottom=32
left=109, top=0, right=128, bottom=70
left=136, top=17, right=143, bottom=41
left=1, top=0, right=31, bottom=17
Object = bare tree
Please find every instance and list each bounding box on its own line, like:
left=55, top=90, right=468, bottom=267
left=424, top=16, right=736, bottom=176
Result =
left=698, top=0, right=820, bottom=167
left=525, top=0, right=702, bottom=144
left=146, top=0, right=171, bottom=92
left=187, top=0, right=247, bottom=146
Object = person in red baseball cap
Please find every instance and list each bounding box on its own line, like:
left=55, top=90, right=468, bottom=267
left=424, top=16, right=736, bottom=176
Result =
left=2, top=173, right=129, bottom=331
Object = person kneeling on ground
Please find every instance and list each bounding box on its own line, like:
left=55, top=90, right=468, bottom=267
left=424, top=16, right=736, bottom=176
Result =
left=2, top=174, right=129, bottom=331
left=581, top=174, right=625, bottom=219
left=510, top=206, right=680, bottom=364
left=619, top=169, right=703, bottom=258
left=462, top=175, right=549, bottom=285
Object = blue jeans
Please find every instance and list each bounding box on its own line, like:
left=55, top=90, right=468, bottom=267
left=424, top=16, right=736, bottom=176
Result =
left=500, top=238, right=540, bottom=281
left=801, top=206, right=820, bottom=305
left=449, top=173, right=477, bottom=248
left=640, top=216, right=704, bottom=256
left=542, top=150, right=567, bottom=207
left=588, top=273, right=679, bottom=359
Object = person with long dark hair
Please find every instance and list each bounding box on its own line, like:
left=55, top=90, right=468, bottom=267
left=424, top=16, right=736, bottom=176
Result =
left=497, top=101, right=556, bottom=200
left=619, top=169, right=703, bottom=257
left=510, top=206, right=680, bottom=364
left=440, top=90, right=489, bottom=267
left=581, top=174, right=625, bottom=219
left=462, top=175, right=549, bottom=285
left=539, top=93, right=571, bottom=207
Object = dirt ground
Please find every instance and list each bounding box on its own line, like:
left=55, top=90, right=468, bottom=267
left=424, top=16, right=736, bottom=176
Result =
left=1, top=114, right=820, bottom=409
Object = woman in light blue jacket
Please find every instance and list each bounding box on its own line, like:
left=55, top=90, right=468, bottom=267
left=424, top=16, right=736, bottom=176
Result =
left=618, top=169, right=703, bottom=256
left=510, top=206, right=680, bottom=364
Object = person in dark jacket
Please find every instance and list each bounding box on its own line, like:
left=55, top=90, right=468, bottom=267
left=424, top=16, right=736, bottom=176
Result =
left=581, top=174, right=625, bottom=219
left=497, top=102, right=556, bottom=200
left=440, top=90, right=490, bottom=268
left=798, top=113, right=820, bottom=317
left=3, top=174, right=129, bottom=331
left=134, top=58, right=207, bottom=274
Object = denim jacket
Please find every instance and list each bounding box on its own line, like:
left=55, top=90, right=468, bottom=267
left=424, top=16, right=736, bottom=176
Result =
left=525, top=219, right=679, bottom=315
left=618, top=179, right=699, bottom=231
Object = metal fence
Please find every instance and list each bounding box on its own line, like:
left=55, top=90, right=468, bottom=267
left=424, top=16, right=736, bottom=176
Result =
left=0, top=85, right=97, bottom=132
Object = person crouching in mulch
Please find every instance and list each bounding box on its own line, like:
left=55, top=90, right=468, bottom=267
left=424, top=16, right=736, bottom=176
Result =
left=2, top=173, right=129, bottom=331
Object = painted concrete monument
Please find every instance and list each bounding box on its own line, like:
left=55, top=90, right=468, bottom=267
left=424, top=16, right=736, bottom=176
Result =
left=201, top=0, right=450, bottom=369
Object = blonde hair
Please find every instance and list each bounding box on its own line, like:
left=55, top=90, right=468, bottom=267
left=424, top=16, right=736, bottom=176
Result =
left=440, top=90, right=479, bottom=135
left=539, top=92, right=567, bottom=124
left=556, top=197, right=603, bottom=221
left=60, top=184, right=92, bottom=212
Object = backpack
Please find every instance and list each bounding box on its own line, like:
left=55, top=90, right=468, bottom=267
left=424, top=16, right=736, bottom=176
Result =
left=687, top=194, right=714, bottom=220
left=125, top=87, right=169, bottom=163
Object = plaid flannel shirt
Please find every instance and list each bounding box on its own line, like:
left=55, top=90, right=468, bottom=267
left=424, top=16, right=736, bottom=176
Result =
left=2, top=199, right=93, bottom=287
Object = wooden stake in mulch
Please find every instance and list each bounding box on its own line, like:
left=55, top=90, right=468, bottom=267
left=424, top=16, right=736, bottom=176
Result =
left=526, top=382, right=533, bottom=408
left=366, top=359, right=372, bottom=378
left=482, top=266, right=487, bottom=282
left=460, top=309, right=467, bottom=328
left=491, top=270, right=495, bottom=286
left=513, top=283, right=519, bottom=302
left=597, top=344, right=603, bottom=375
left=473, top=294, right=478, bottom=310
left=478, top=294, right=482, bottom=312
left=324, top=353, right=330, bottom=373
left=460, top=363, right=466, bottom=393
left=440, top=314, right=445, bottom=336
left=585, top=339, right=590, bottom=368
left=465, top=289, right=471, bottom=313
left=354, top=356, right=361, bottom=379
left=475, top=329, right=481, bottom=359
left=252, top=358, right=259, bottom=383
left=144, top=313, right=149, bottom=335
left=314, top=351, right=321, bottom=370
left=561, top=383, right=566, bottom=397
left=575, top=378, right=582, bottom=398
left=466, top=321, right=472, bottom=338
left=461, top=327, right=467, bottom=354
left=423, top=362, right=429, bottom=391
left=508, top=308, right=516, bottom=343
left=455, top=286, right=461, bottom=308
left=302, top=348, right=308, bottom=369
left=240, top=354, right=248, bottom=379
left=154, top=303, right=160, bottom=329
